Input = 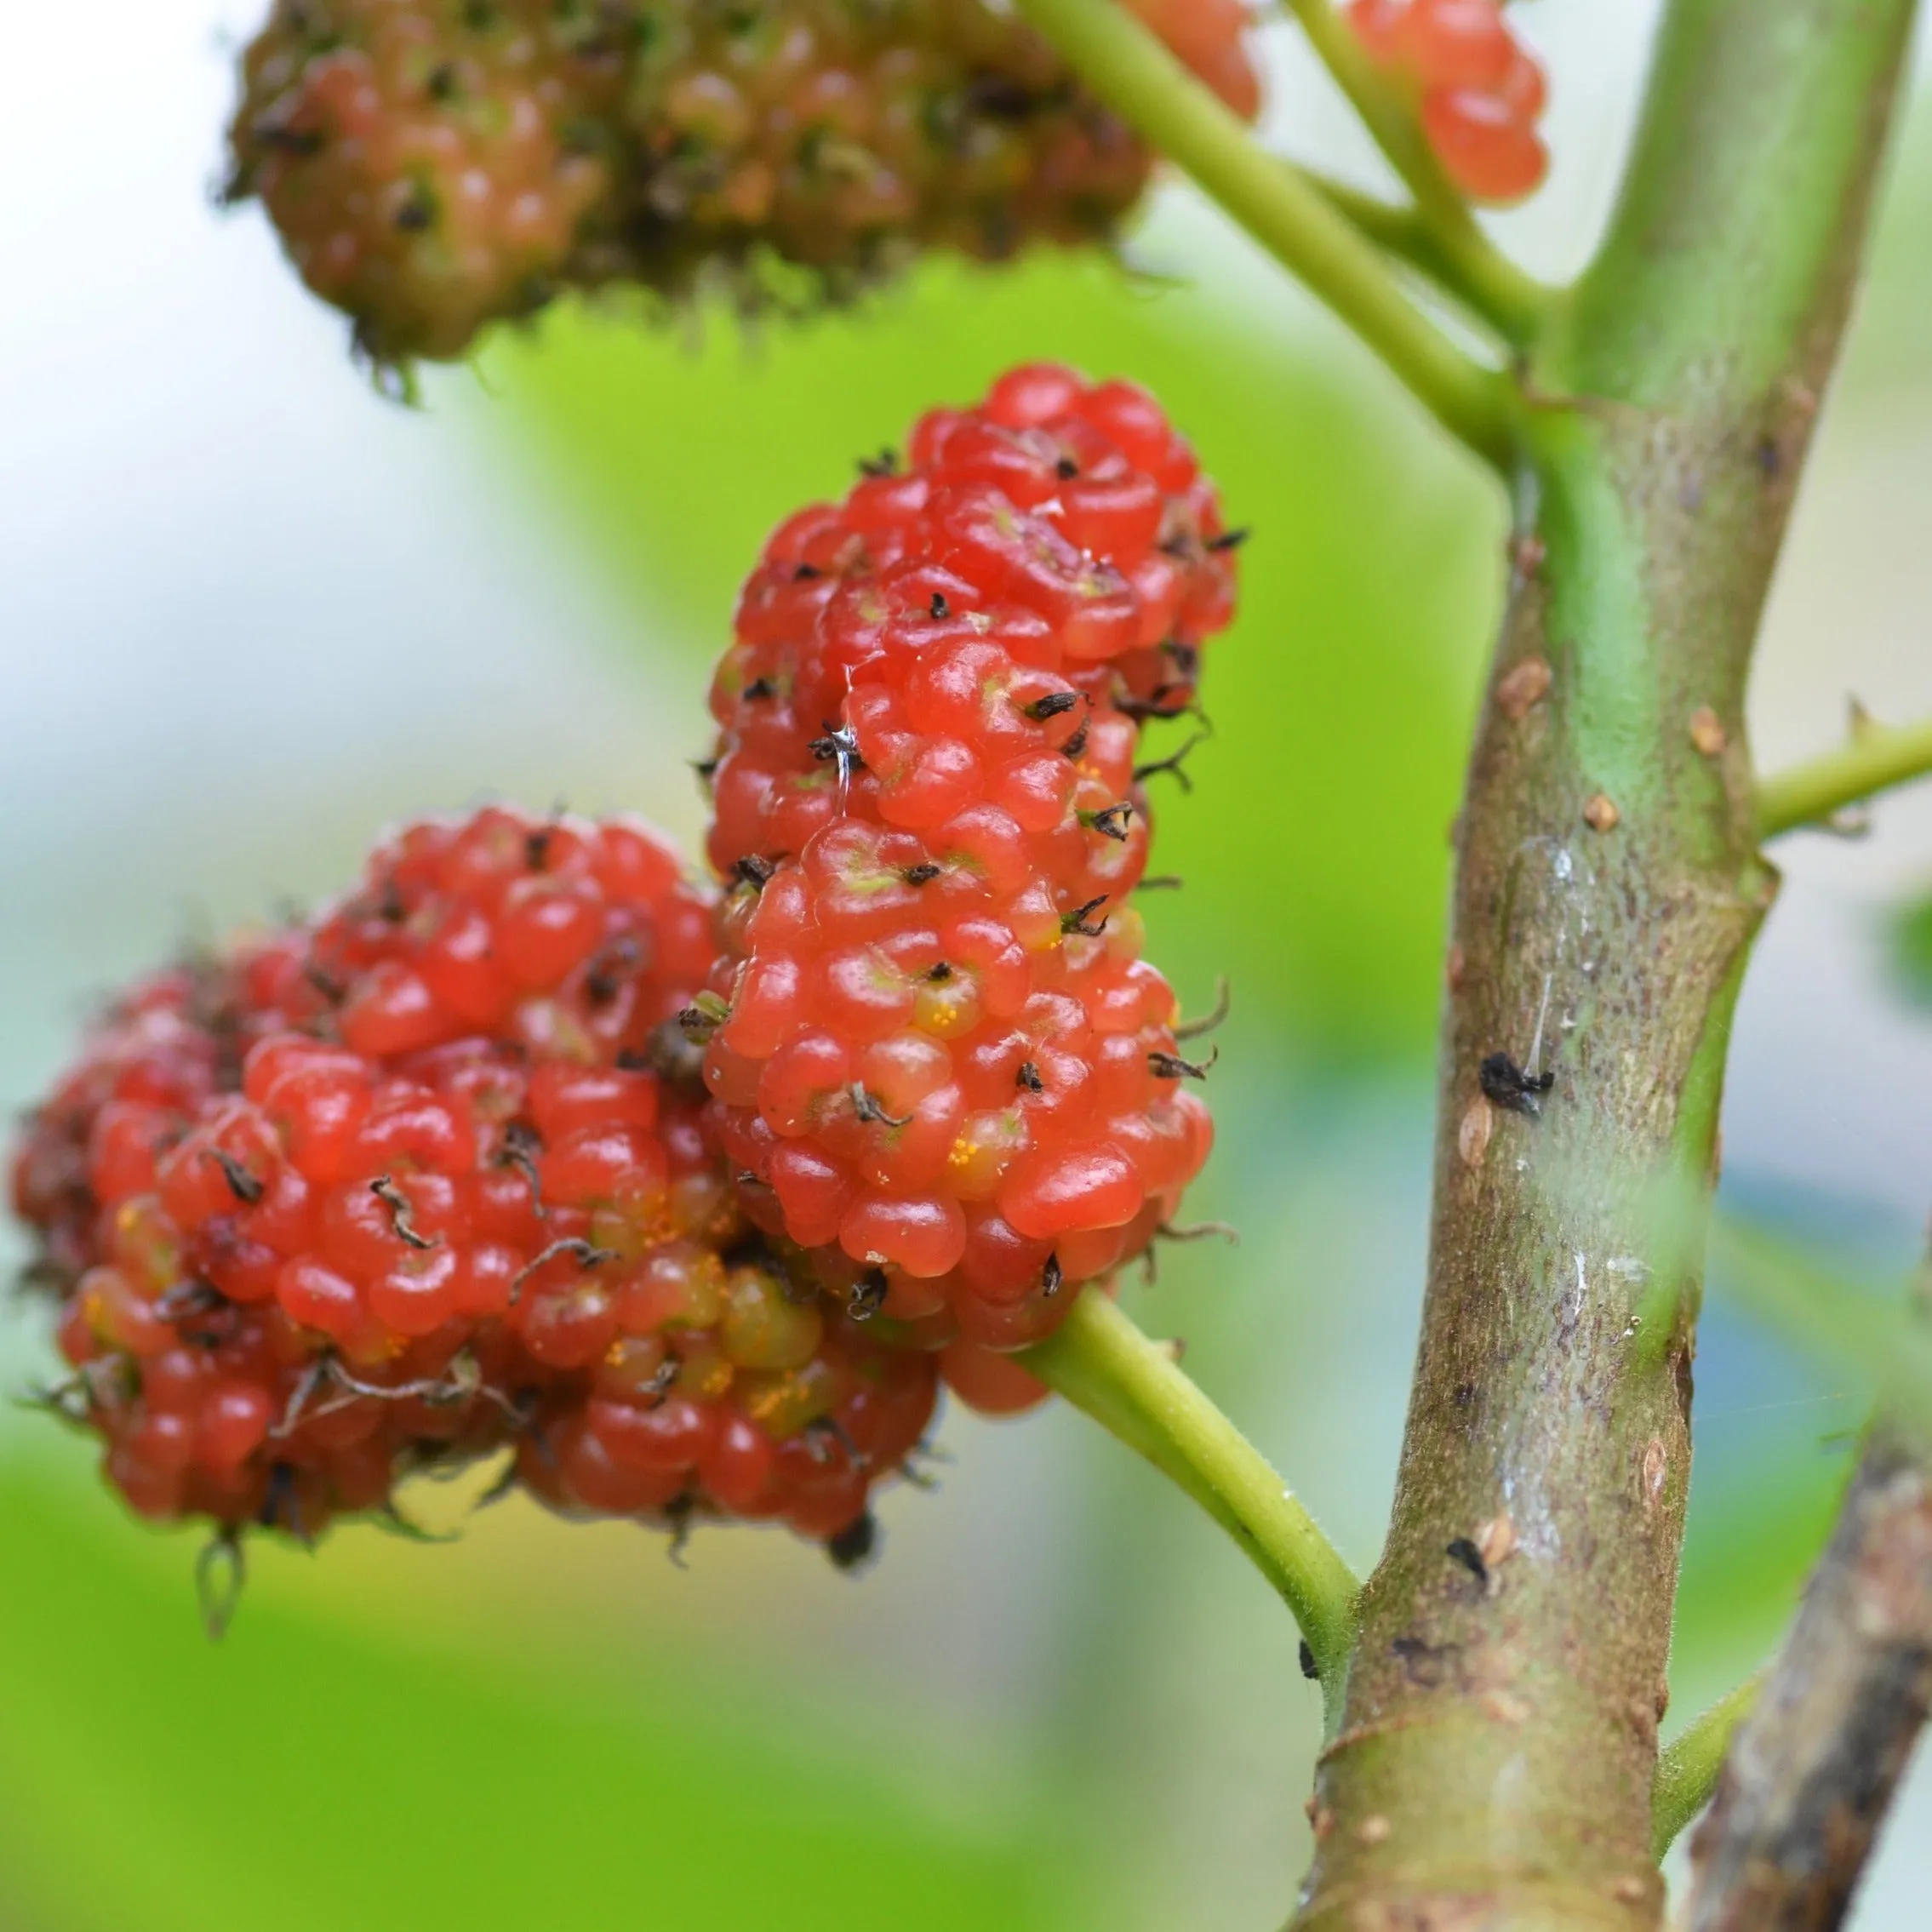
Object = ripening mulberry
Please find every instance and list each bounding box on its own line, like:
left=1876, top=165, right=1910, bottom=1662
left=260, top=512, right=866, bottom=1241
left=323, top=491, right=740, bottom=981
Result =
left=1346, top=0, right=1548, bottom=204
left=697, top=363, right=1233, bottom=1369
left=225, top=2, right=632, bottom=363
left=226, top=0, right=1261, bottom=364
left=12, top=805, right=937, bottom=1557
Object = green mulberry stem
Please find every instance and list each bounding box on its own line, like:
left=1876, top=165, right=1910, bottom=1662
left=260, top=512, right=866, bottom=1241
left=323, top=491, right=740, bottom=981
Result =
left=1295, top=167, right=1552, bottom=347
left=1652, top=1672, right=1766, bottom=1858
left=1755, top=712, right=1932, bottom=838
left=1022, top=1288, right=1360, bottom=1721
left=1012, top=0, right=1518, bottom=467
left=1278, top=1, right=1546, bottom=343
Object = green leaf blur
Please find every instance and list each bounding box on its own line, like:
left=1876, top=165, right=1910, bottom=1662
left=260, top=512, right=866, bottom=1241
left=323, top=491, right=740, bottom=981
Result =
left=1887, top=889, right=1932, bottom=1009
left=0, top=1455, right=1052, bottom=1932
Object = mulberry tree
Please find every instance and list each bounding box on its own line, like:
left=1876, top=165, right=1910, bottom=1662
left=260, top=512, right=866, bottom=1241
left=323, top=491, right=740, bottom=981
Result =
left=18, top=3, right=1932, bottom=1927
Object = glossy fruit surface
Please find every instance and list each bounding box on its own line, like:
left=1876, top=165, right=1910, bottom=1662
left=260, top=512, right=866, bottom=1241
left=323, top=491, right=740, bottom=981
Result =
left=700, top=363, right=1232, bottom=1367
left=13, top=805, right=936, bottom=1551
left=1346, top=0, right=1549, bottom=203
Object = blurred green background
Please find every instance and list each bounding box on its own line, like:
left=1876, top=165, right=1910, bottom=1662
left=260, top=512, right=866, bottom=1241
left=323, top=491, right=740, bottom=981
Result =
left=3, top=7, right=1931, bottom=1929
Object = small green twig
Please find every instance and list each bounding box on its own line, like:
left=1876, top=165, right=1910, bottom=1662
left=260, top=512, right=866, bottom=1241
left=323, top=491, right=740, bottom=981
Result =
left=1295, top=168, right=1550, bottom=346
left=1012, top=0, right=1516, bottom=467
left=1280, top=0, right=1468, bottom=229
left=1022, top=1289, right=1359, bottom=1713
left=1652, top=1671, right=1766, bottom=1859
left=1279, top=3, right=1545, bottom=340
left=1755, top=711, right=1932, bottom=839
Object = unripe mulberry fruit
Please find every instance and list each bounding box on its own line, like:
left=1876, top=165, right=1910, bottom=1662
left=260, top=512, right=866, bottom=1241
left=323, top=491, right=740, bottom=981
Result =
left=698, top=363, right=1232, bottom=1374
left=1346, top=0, right=1548, bottom=204
left=226, top=0, right=1262, bottom=365
left=226, top=1, right=631, bottom=363
left=12, top=803, right=937, bottom=1558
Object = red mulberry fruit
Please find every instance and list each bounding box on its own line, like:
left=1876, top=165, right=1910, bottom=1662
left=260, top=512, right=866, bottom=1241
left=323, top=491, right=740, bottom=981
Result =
left=226, top=0, right=1262, bottom=364
left=1346, top=0, right=1548, bottom=204
left=698, top=363, right=1232, bottom=1370
left=13, top=804, right=937, bottom=1558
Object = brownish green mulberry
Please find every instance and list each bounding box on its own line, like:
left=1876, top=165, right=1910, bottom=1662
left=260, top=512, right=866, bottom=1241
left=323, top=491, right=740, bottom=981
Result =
left=226, top=0, right=1261, bottom=367
left=226, top=2, right=631, bottom=362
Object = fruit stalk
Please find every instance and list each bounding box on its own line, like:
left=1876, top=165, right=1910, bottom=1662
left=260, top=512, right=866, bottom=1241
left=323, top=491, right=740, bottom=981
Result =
left=1024, top=1289, right=1359, bottom=1715
left=1295, top=2, right=1919, bottom=1925
left=1295, top=166, right=1549, bottom=347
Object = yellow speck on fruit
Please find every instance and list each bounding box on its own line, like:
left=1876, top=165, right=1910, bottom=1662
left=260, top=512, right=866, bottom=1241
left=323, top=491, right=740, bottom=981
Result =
left=948, top=1137, right=979, bottom=1172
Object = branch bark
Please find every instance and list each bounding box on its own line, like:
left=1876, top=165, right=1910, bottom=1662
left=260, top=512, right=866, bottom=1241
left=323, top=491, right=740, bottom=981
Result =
left=1292, top=4, right=1918, bottom=1927
left=1683, top=1424, right=1932, bottom=1930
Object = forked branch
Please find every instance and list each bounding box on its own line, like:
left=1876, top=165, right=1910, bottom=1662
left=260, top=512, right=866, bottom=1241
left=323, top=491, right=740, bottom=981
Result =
left=1297, top=0, right=1921, bottom=1920
left=1683, top=1422, right=1932, bottom=1929
left=1276, top=0, right=1546, bottom=341
left=1022, top=1289, right=1359, bottom=1716
left=1296, top=167, right=1548, bottom=345
left=1011, top=0, right=1517, bottom=466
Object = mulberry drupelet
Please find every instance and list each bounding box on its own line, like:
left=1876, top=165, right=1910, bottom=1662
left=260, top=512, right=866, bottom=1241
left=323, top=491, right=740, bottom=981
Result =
left=1346, top=0, right=1549, bottom=203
